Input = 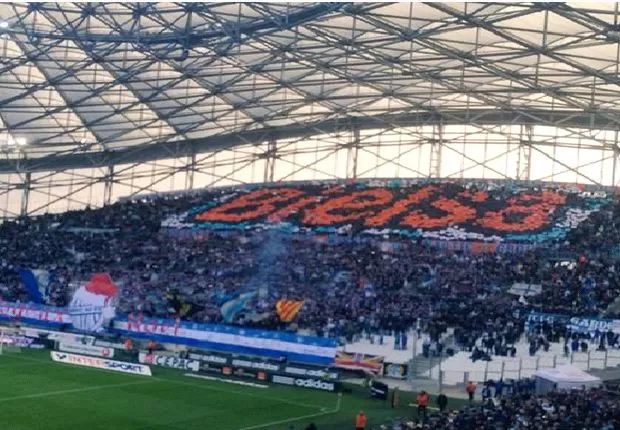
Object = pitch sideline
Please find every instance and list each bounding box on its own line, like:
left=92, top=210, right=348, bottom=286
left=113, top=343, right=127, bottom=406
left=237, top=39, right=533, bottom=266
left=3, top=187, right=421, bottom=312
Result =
left=0, top=380, right=154, bottom=403
left=238, top=392, right=343, bottom=430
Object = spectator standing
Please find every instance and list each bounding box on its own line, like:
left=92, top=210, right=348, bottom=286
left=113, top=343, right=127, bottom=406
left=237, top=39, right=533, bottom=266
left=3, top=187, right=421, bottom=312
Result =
left=494, top=379, right=504, bottom=399
left=481, top=385, right=492, bottom=403
left=436, top=393, right=448, bottom=412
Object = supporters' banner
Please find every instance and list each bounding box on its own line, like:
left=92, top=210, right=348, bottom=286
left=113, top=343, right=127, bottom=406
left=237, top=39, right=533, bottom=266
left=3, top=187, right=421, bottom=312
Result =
left=527, top=312, right=620, bottom=334
left=383, top=363, right=408, bottom=379
left=68, top=273, right=118, bottom=333
left=220, top=292, right=256, bottom=323
left=508, top=283, right=542, bottom=297
left=275, top=299, right=304, bottom=322
left=163, top=181, right=609, bottom=242
left=115, top=314, right=337, bottom=365
left=0, top=302, right=71, bottom=326
left=334, top=351, right=384, bottom=374
left=568, top=316, right=620, bottom=334
left=18, top=269, right=51, bottom=304
left=526, top=312, right=570, bottom=325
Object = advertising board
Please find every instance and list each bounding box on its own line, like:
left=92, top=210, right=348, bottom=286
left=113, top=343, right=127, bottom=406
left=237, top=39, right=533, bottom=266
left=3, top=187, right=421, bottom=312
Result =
left=271, top=374, right=337, bottom=392
left=230, top=359, right=280, bottom=372
left=188, top=352, right=228, bottom=365
left=188, top=351, right=339, bottom=381
left=59, top=342, right=115, bottom=358
left=21, top=327, right=95, bottom=345
left=370, top=380, right=389, bottom=400
left=50, top=351, right=152, bottom=376
left=283, top=365, right=339, bottom=381
left=0, top=335, right=44, bottom=349
left=138, top=352, right=200, bottom=372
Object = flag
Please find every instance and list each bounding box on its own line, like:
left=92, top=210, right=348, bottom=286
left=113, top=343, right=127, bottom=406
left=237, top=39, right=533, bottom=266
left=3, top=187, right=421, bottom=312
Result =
left=334, top=351, right=384, bottom=374
left=508, top=283, right=542, bottom=297
left=166, top=290, right=197, bottom=318
left=18, top=269, right=51, bottom=304
left=220, top=292, right=257, bottom=323
left=275, top=299, right=304, bottom=322
left=68, top=273, right=118, bottom=333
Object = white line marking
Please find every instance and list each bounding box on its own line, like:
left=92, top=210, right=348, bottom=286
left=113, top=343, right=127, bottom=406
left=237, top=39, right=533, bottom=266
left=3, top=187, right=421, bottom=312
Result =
left=0, top=362, right=46, bottom=370
left=238, top=392, right=343, bottom=430
left=184, top=373, right=268, bottom=389
left=0, top=380, right=154, bottom=403
left=161, top=375, right=323, bottom=410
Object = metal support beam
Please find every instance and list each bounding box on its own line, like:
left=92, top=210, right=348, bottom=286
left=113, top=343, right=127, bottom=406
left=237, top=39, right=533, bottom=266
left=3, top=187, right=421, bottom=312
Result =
left=347, top=126, right=360, bottom=179
left=264, top=137, right=277, bottom=183
left=614, top=131, right=620, bottom=187
left=517, top=125, right=533, bottom=181
left=3, top=110, right=620, bottom=173
left=19, top=172, right=31, bottom=217
left=185, top=152, right=196, bottom=190
left=103, top=165, right=114, bottom=206
left=429, top=124, right=443, bottom=178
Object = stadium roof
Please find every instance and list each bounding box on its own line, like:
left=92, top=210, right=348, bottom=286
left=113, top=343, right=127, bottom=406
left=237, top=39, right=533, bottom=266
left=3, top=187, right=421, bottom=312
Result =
left=2, top=2, right=620, bottom=171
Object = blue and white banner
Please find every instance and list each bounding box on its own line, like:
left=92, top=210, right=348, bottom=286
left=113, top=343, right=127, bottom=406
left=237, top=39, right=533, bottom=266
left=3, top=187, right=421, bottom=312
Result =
left=114, top=314, right=337, bottom=365
left=527, top=312, right=620, bottom=334
left=18, top=269, right=51, bottom=304
left=0, top=300, right=338, bottom=365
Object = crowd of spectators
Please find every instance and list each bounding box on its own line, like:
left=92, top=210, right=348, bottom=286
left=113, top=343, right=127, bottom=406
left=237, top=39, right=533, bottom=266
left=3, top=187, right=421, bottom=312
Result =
left=396, top=384, right=620, bottom=430
left=0, top=181, right=619, bottom=347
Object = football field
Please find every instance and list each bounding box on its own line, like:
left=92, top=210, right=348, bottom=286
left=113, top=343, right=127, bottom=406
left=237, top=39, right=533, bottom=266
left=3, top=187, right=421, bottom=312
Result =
left=0, top=350, right=415, bottom=430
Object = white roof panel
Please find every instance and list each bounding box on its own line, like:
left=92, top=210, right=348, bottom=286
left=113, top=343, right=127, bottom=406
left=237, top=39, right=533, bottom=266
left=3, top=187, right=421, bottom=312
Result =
left=0, top=2, right=615, bottom=159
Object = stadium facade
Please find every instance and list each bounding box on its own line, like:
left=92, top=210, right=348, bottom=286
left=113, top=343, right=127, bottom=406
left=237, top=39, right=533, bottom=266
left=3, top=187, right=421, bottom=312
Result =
left=0, top=2, right=619, bottom=217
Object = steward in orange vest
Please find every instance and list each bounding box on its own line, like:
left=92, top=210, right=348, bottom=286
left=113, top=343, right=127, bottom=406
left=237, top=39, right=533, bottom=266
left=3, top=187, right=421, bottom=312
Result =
left=416, top=391, right=430, bottom=419
left=355, top=410, right=367, bottom=430
left=466, top=381, right=477, bottom=403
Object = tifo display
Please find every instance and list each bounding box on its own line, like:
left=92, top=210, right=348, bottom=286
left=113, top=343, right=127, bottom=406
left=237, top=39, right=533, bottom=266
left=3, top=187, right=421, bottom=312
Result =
left=165, top=181, right=608, bottom=241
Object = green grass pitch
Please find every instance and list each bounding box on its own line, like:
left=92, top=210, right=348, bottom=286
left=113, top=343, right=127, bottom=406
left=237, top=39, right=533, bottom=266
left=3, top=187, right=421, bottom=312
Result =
left=0, top=350, right=420, bottom=430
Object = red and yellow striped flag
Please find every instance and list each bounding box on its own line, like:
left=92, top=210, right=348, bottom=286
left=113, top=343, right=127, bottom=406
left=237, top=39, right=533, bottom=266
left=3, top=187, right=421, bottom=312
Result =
left=275, top=299, right=305, bottom=322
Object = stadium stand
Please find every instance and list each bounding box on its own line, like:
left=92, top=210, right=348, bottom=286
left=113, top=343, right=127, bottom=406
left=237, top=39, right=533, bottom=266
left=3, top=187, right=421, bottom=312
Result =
left=1, top=180, right=619, bottom=344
